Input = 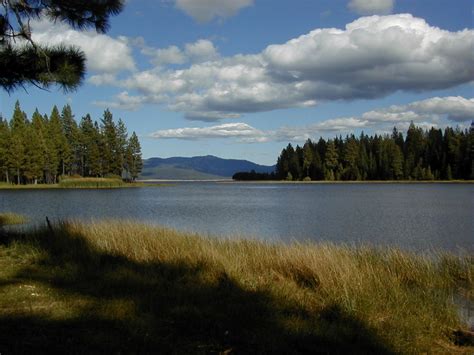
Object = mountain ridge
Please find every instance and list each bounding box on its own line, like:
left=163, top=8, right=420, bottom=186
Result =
left=140, top=155, right=275, bottom=180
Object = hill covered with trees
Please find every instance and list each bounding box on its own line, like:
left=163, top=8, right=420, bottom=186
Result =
left=273, top=123, right=473, bottom=181
left=142, top=155, right=275, bottom=180
left=0, top=101, right=142, bottom=185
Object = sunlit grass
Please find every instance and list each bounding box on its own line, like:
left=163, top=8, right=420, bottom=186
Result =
left=0, top=177, right=157, bottom=189
left=0, top=220, right=472, bottom=353
left=58, top=177, right=127, bottom=188
left=0, top=212, right=27, bottom=226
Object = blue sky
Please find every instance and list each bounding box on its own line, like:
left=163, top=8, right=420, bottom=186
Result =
left=1, top=0, right=473, bottom=165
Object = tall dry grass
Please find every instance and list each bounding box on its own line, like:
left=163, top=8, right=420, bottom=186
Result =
left=58, top=177, right=127, bottom=188
left=1, top=219, right=472, bottom=353
left=0, top=212, right=27, bottom=225
left=54, top=220, right=473, bottom=352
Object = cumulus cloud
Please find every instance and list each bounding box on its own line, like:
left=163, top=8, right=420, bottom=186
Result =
left=185, top=40, right=219, bottom=62
left=150, top=122, right=265, bottom=140
left=88, top=73, right=118, bottom=86
left=348, top=0, right=394, bottom=15
left=175, top=0, right=253, bottom=23
left=93, top=91, right=159, bottom=111
left=403, top=96, right=474, bottom=122
left=148, top=96, right=473, bottom=143
left=134, top=38, right=219, bottom=66
left=152, top=46, right=187, bottom=65
left=362, top=96, right=474, bottom=123
left=96, top=14, right=474, bottom=120
left=30, top=19, right=135, bottom=73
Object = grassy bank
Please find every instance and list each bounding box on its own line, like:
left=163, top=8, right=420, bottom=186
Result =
left=58, top=177, right=128, bottom=188
left=0, top=178, right=162, bottom=189
left=0, top=220, right=472, bottom=353
left=0, top=212, right=27, bottom=225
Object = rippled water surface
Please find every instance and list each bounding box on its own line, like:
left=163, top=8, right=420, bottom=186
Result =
left=1, top=182, right=472, bottom=251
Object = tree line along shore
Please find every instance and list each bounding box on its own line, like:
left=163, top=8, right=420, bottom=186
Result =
left=0, top=101, right=142, bottom=185
left=234, top=123, right=474, bottom=181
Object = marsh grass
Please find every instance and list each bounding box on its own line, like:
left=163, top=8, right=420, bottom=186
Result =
left=0, top=220, right=472, bottom=353
left=0, top=212, right=27, bottom=226
left=58, top=177, right=127, bottom=188
left=0, top=177, right=156, bottom=189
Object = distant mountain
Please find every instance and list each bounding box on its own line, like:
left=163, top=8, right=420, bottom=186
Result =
left=140, top=155, right=275, bottom=180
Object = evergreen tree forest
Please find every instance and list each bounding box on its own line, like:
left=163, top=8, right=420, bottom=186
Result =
left=0, top=101, right=142, bottom=185
left=274, top=123, right=473, bottom=181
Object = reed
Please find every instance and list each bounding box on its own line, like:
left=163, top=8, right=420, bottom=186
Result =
left=58, top=177, right=127, bottom=188
left=0, top=220, right=472, bottom=353
left=0, top=212, right=27, bottom=225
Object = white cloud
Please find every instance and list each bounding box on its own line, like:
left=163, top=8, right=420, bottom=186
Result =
left=152, top=46, right=187, bottom=65
left=362, top=96, right=474, bottom=123
left=150, top=122, right=266, bottom=140
left=30, top=19, right=135, bottom=74
left=93, top=91, right=166, bottom=111
left=88, top=73, right=118, bottom=86
left=185, top=40, right=219, bottom=62
left=148, top=96, right=473, bottom=143
left=404, top=96, right=474, bottom=122
left=96, top=14, right=474, bottom=120
left=348, top=0, right=394, bottom=15
left=175, top=0, right=253, bottom=23
left=134, top=38, right=219, bottom=66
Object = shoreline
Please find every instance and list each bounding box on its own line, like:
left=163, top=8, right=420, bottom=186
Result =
left=223, top=179, right=474, bottom=184
left=1, top=179, right=472, bottom=189
left=139, top=179, right=473, bottom=184
left=0, top=182, right=167, bottom=190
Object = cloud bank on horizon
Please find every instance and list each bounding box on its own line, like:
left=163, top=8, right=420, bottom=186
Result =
left=149, top=96, right=474, bottom=143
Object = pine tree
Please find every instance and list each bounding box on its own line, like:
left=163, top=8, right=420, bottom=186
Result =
left=8, top=133, right=25, bottom=184
left=324, top=140, right=339, bottom=180
left=61, top=104, right=80, bottom=175
left=0, top=117, right=10, bottom=183
left=342, top=136, right=359, bottom=180
left=126, top=132, right=142, bottom=181
left=31, top=109, right=50, bottom=183
left=8, top=101, right=28, bottom=184
left=101, top=109, right=121, bottom=176
left=116, top=118, right=128, bottom=176
left=302, top=140, right=313, bottom=179
left=1, top=1, right=124, bottom=92
left=386, top=140, right=404, bottom=180
left=405, top=122, right=425, bottom=178
left=48, top=106, right=67, bottom=181
left=23, top=124, right=45, bottom=184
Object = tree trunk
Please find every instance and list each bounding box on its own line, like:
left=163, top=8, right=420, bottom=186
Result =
left=16, top=168, right=20, bottom=185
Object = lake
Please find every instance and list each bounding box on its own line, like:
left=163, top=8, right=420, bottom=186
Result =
left=0, top=182, right=472, bottom=252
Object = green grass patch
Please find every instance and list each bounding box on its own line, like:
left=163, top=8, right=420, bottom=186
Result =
left=0, top=212, right=27, bottom=226
left=58, top=177, right=127, bottom=188
left=0, top=221, right=472, bottom=353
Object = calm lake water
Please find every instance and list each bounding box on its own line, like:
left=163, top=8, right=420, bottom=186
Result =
left=0, top=182, right=472, bottom=251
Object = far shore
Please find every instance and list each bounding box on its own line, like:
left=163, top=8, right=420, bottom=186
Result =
left=139, top=179, right=474, bottom=184
left=1, top=179, right=472, bottom=189
left=221, top=179, right=474, bottom=184
left=0, top=177, right=166, bottom=190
